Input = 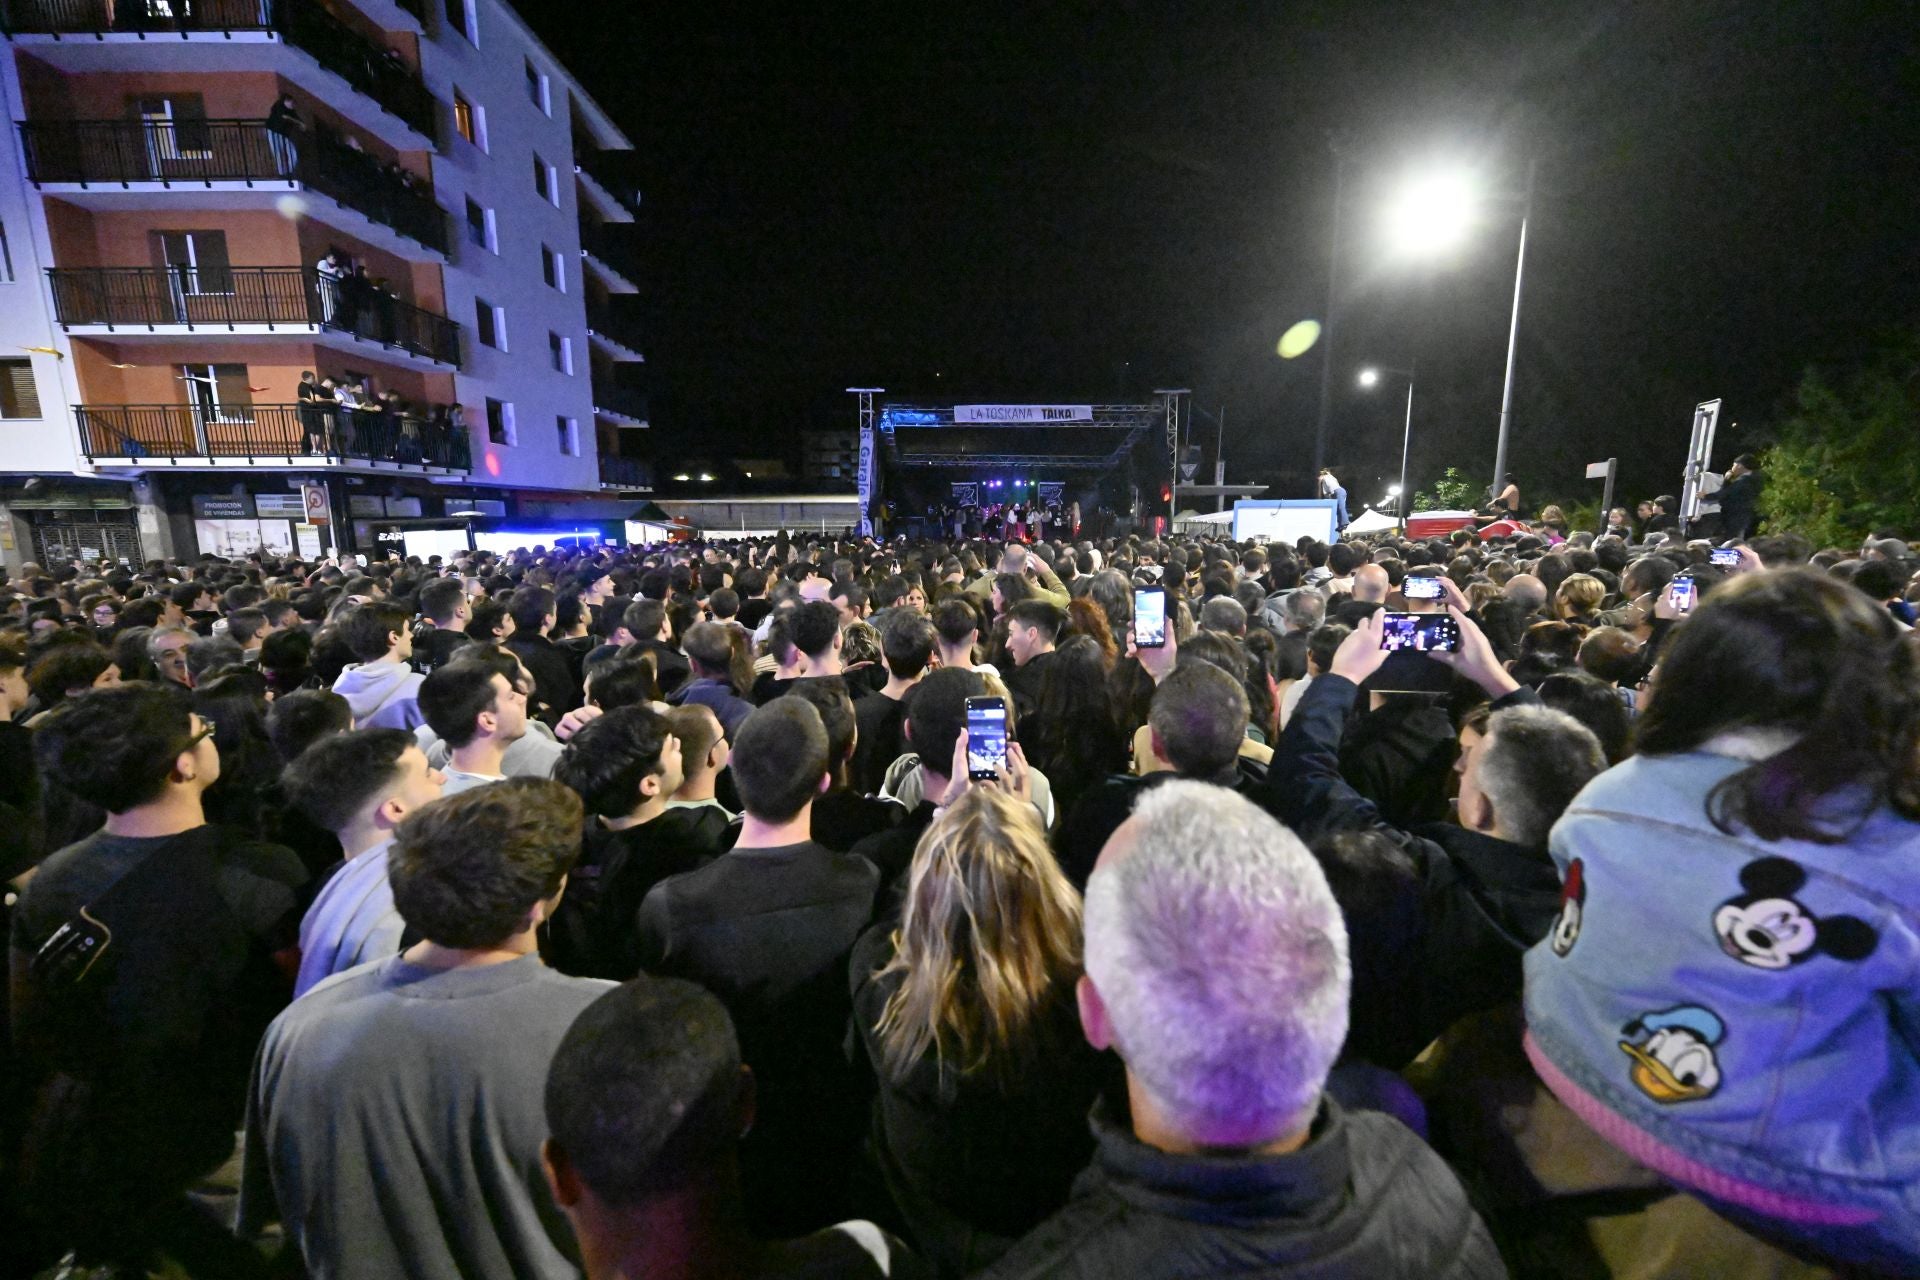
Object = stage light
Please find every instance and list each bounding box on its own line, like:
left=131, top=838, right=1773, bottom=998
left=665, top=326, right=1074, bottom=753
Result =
left=697, top=473, right=714, bottom=482
left=1357, top=367, right=1381, bottom=388
left=672, top=473, right=690, bottom=481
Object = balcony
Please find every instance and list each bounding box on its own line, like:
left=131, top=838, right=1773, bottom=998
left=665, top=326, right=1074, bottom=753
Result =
left=579, top=222, right=638, bottom=293
left=75, top=401, right=471, bottom=473
left=18, top=118, right=449, bottom=256
left=573, top=148, right=638, bottom=221
left=49, top=265, right=461, bottom=366
left=586, top=302, right=644, bottom=362
left=592, top=383, right=648, bottom=427
left=597, top=453, right=653, bottom=490
left=1, top=0, right=437, bottom=146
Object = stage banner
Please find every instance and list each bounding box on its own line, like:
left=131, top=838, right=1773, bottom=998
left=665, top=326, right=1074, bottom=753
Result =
left=857, top=425, right=876, bottom=536
left=951, top=483, right=980, bottom=507
left=1037, top=483, right=1065, bottom=506
left=953, top=405, right=1093, bottom=424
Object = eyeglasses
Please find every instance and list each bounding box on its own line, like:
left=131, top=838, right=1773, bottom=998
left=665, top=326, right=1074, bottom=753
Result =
left=183, top=720, right=217, bottom=751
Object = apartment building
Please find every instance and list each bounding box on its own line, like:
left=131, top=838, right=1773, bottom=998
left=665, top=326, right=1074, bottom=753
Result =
left=0, top=0, right=647, bottom=570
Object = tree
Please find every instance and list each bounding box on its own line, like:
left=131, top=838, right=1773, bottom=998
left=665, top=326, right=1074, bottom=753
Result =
left=1759, top=330, right=1920, bottom=548
left=1413, top=466, right=1477, bottom=513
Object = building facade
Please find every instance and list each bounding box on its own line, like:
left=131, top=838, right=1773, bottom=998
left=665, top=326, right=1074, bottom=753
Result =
left=0, top=0, right=646, bottom=570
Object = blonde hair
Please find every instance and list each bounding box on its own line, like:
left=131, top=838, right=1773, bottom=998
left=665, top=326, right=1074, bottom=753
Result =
left=1557, top=572, right=1606, bottom=618
left=873, top=788, right=1082, bottom=1086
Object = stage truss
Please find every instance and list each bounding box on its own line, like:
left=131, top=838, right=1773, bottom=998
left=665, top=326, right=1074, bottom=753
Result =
left=873, top=400, right=1170, bottom=470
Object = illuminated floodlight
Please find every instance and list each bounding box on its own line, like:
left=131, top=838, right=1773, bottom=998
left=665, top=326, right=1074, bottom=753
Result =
left=697, top=473, right=714, bottom=482
left=672, top=472, right=690, bottom=481
left=1383, top=169, right=1477, bottom=257
left=1357, top=367, right=1381, bottom=388
left=1387, top=484, right=1403, bottom=496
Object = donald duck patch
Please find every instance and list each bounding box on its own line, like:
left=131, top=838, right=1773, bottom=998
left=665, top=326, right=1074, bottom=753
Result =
left=1620, top=1006, right=1724, bottom=1105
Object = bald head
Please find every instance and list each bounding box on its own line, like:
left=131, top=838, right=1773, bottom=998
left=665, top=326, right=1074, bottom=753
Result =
left=1350, top=563, right=1389, bottom=604
left=1505, top=573, right=1547, bottom=615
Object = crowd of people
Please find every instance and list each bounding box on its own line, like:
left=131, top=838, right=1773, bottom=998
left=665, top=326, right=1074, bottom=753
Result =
left=1, top=509, right=1916, bottom=1278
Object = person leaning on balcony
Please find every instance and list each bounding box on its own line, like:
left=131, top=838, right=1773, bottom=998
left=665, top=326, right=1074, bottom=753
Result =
left=266, top=94, right=303, bottom=176
left=315, top=252, right=345, bottom=325
left=297, top=372, right=330, bottom=453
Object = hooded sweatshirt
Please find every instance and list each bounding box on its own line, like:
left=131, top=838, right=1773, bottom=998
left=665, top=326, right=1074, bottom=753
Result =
left=332, top=660, right=425, bottom=731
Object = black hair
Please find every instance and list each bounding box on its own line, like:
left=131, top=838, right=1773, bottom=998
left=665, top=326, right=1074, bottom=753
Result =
left=730, top=698, right=828, bottom=821
left=26, top=643, right=114, bottom=706
left=509, top=585, right=557, bottom=635
left=588, top=655, right=660, bottom=710
left=35, top=684, right=196, bottom=813
left=880, top=611, right=937, bottom=679
left=418, top=577, right=468, bottom=624
left=790, top=600, right=840, bottom=659
left=419, top=661, right=507, bottom=748
left=904, top=666, right=984, bottom=779
left=781, top=678, right=856, bottom=780
left=341, top=601, right=412, bottom=662
left=554, top=705, right=674, bottom=819
left=282, top=727, right=418, bottom=832
left=543, top=978, right=743, bottom=1203
left=266, top=687, right=351, bottom=761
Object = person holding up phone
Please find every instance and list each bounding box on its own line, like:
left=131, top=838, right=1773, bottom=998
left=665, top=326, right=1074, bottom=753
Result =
left=1260, top=608, right=1608, bottom=1068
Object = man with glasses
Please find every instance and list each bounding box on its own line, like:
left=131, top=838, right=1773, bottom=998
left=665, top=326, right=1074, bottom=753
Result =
left=8, top=686, right=306, bottom=1275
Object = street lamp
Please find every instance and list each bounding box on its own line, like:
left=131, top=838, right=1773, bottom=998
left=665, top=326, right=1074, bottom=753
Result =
left=1381, top=159, right=1537, bottom=501
left=1357, top=364, right=1415, bottom=524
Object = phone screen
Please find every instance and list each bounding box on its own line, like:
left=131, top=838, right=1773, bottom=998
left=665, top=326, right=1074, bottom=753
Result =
left=1671, top=576, right=1697, bottom=613
left=966, top=697, right=1009, bottom=780
left=1133, top=586, right=1168, bottom=648
left=1378, top=612, right=1461, bottom=653
left=1710, top=548, right=1741, bottom=567
left=1403, top=576, right=1445, bottom=601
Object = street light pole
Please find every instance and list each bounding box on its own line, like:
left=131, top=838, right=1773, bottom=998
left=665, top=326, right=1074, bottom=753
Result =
left=1491, top=158, right=1537, bottom=499
left=1311, top=141, right=1344, bottom=490
left=1397, top=365, right=1415, bottom=526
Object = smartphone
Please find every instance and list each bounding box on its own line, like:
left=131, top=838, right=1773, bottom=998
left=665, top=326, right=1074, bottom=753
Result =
left=1710, top=547, right=1741, bottom=568
left=1403, top=575, right=1446, bottom=601
left=965, top=695, right=1010, bottom=781
left=1133, top=584, right=1169, bottom=648
left=1378, top=612, right=1462, bottom=653
left=1670, top=574, right=1697, bottom=614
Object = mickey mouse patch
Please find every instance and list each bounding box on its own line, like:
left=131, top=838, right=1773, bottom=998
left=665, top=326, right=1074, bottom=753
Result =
left=1712, top=857, right=1878, bottom=971
left=1550, top=858, right=1585, bottom=957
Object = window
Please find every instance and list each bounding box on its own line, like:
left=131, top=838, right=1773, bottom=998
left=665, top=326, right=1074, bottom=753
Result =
left=526, top=60, right=550, bottom=114
left=0, top=359, right=40, bottom=419
left=541, top=243, right=565, bottom=291
left=452, top=90, right=486, bottom=150
left=475, top=298, right=504, bottom=350
left=445, top=0, right=476, bottom=44
left=0, top=218, right=13, bottom=283
left=533, top=153, right=558, bottom=205
left=556, top=415, right=579, bottom=457
left=153, top=230, right=232, bottom=295
left=486, top=397, right=514, bottom=445
left=549, top=331, right=572, bottom=374
left=179, top=363, right=252, bottom=423
left=464, top=198, right=496, bottom=253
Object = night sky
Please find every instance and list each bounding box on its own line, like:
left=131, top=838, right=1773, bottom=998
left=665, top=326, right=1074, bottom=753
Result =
left=526, top=0, right=1919, bottom=508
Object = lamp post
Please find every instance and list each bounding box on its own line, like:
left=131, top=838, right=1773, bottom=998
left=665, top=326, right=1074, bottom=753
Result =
left=1382, top=158, right=1536, bottom=501
left=1358, top=364, right=1415, bottom=526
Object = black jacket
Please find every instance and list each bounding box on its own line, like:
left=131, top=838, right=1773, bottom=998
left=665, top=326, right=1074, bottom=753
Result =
left=636, top=841, right=879, bottom=1234
left=979, top=1096, right=1504, bottom=1279
left=1055, top=764, right=1266, bottom=891
left=505, top=633, right=580, bottom=726
left=999, top=649, right=1058, bottom=719
left=1261, top=673, right=1555, bottom=1069
left=543, top=810, right=725, bottom=980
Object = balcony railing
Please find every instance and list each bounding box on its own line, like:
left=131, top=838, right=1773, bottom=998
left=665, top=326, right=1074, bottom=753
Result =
left=0, top=0, right=437, bottom=140
left=586, top=302, right=645, bottom=358
left=17, top=118, right=448, bottom=253
left=579, top=222, right=641, bottom=283
left=592, top=383, right=649, bottom=424
left=574, top=148, right=639, bottom=210
left=76, top=402, right=471, bottom=470
left=598, top=453, right=653, bottom=488
left=48, top=266, right=461, bottom=365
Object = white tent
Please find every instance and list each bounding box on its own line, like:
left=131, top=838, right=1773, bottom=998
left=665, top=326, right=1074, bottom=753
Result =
left=1344, top=506, right=1400, bottom=536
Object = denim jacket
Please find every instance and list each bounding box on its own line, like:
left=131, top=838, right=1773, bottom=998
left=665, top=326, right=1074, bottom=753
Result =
left=1524, top=751, right=1920, bottom=1219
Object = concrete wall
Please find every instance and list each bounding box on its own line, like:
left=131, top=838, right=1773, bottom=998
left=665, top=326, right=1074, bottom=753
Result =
left=416, top=0, right=605, bottom=494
